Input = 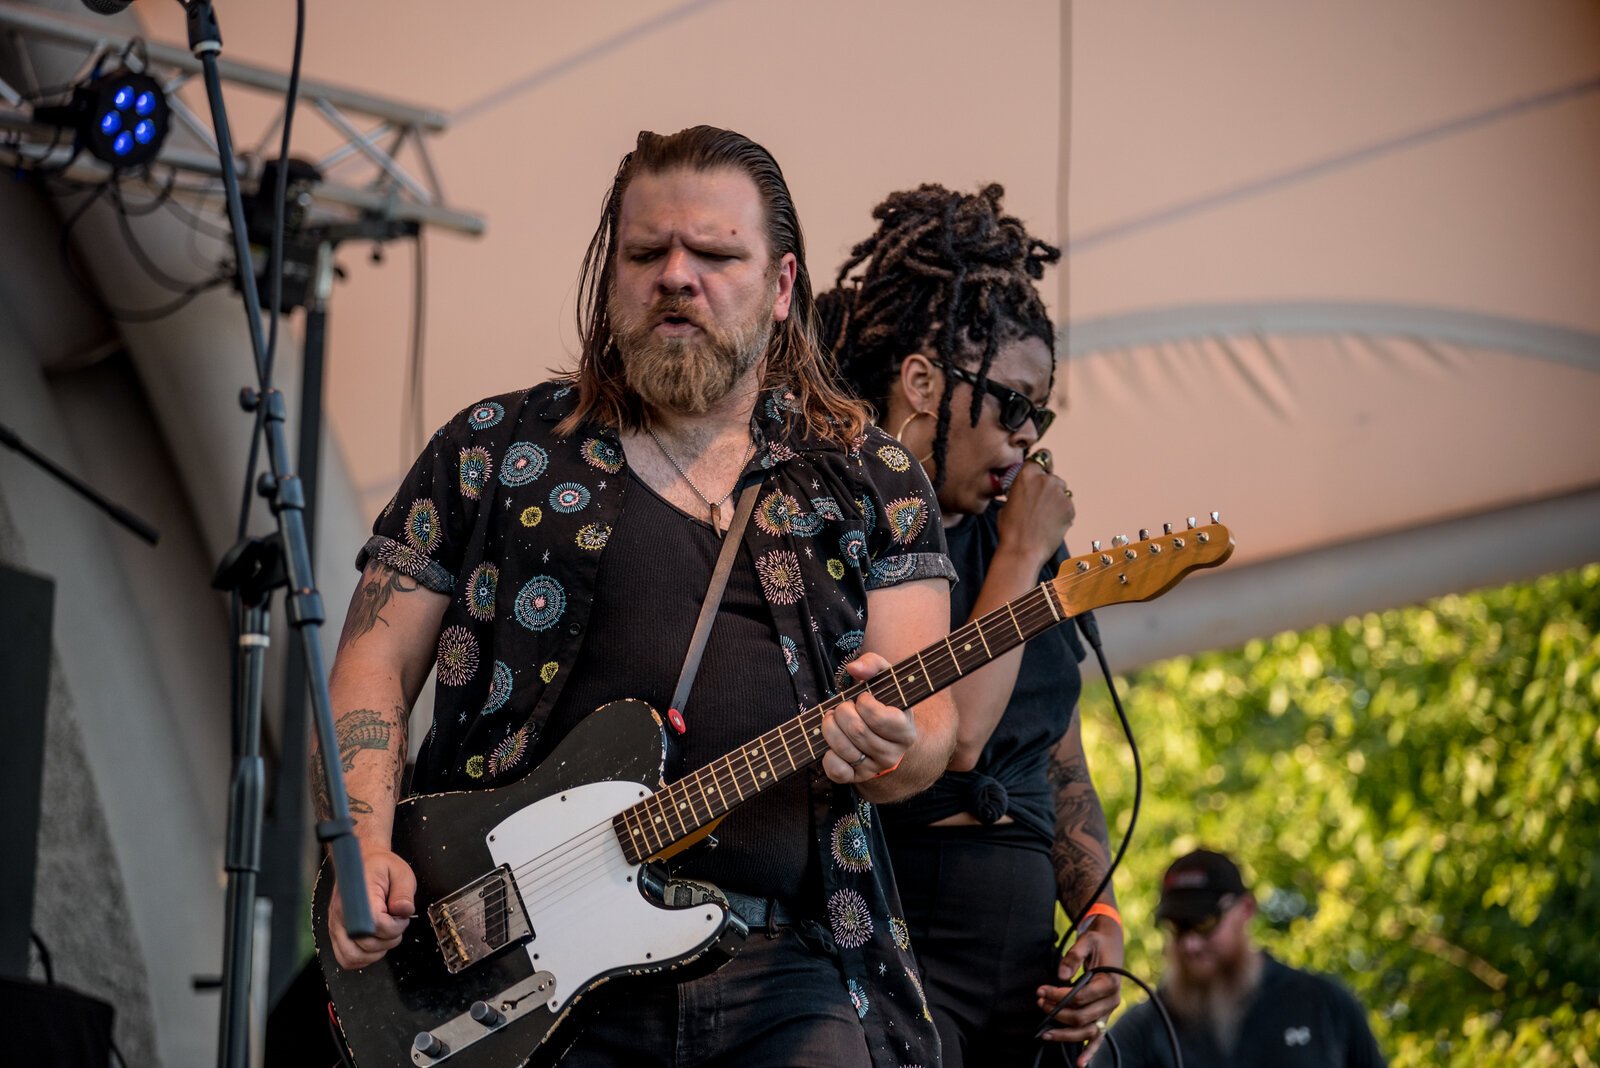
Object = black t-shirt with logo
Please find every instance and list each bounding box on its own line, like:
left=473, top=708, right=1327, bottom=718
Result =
left=1103, top=953, right=1386, bottom=1068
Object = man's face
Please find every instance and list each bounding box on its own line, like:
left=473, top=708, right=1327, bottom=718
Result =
left=1164, top=894, right=1255, bottom=987
left=609, top=166, right=797, bottom=415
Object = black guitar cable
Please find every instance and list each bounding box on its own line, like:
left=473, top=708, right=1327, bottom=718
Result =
left=1025, top=610, right=1184, bottom=1068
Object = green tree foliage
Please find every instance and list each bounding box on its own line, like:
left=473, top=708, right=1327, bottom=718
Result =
left=1081, top=564, right=1600, bottom=1065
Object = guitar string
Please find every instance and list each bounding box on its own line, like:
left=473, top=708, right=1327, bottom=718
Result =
left=436, top=538, right=1210, bottom=936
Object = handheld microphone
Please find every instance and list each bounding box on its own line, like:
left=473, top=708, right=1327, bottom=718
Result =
left=81, top=0, right=134, bottom=14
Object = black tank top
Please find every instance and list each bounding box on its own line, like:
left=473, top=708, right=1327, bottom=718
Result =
left=537, top=469, right=819, bottom=906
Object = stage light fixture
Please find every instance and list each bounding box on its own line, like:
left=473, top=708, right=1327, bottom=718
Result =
left=32, top=70, right=170, bottom=169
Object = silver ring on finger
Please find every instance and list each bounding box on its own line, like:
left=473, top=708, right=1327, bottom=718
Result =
left=850, top=752, right=870, bottom=767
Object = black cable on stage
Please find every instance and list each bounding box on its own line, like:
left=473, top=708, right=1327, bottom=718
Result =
left=401, top=229, right=428, bottom=465
left=56, top=183, right=231, bottom=322
left=108, top=179, right=219, bottom=293
left=113, top=169, right=177, bottom=216
left=28, top=930, right=54, bottom=986
left=1058, top=611, right=1138, bottom=941
left=1026, top=610, right=1178, bottom=1068
left=232, top=0, right=307, bottom=544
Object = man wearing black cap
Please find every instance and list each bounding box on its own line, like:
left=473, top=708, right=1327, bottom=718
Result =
left=1098, top=849, right=1385, bottom=1067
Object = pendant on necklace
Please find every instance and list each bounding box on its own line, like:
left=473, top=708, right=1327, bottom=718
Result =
left=709, top=502, right=722, bottom=530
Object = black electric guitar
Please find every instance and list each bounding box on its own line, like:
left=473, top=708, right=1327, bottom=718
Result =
left=312, top=519, right=1234, bottom=1067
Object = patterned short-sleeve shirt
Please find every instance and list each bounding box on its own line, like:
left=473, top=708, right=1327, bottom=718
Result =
left=359, top=379, right=955, bottom=1067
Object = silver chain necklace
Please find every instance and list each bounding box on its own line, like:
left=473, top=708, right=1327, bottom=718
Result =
left=645, top=425, right=756, bottom=531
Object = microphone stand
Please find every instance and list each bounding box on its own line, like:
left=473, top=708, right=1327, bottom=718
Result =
left=177, top=4, right=374, bottom=1066
left=0, top=421, right=160, bottom=546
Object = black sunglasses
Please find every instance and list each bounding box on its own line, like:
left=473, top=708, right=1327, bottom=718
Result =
left=937, top=362, right=1055, bottom=435
left=1160, top=894, right=1239, bottom=938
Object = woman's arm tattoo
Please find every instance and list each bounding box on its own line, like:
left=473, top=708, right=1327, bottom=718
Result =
left=1048, top=744, right=1114, bottom=915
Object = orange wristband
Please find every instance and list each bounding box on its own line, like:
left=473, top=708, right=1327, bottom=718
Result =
left=871, top=755, right=905, bottom=779
left=1079, top=903, right=1122, bottom=931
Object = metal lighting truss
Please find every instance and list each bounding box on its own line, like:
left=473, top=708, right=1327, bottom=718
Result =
left=0, top=0, right=484, bottom=237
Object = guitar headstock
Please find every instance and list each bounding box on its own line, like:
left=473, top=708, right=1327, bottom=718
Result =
left=1050, top=515, right=1234, bottom=614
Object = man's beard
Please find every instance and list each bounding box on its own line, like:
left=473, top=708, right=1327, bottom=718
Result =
left=611, top=291, right=775, bottom=415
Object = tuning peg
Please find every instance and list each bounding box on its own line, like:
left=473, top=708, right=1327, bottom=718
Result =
left=1210, top=510, right=1220, bottom=523
left=1186, top=516, right=1197, bottom=529
left=1138, top=528, right=1150, bottom=541
left=1124, top=548, right=1137, bottom=560
left=1091, top=539, right=1102, bottom=552
left=1112, top=534, right=1129, bottom=547
left=1162, top=522, right=1173, bottom=535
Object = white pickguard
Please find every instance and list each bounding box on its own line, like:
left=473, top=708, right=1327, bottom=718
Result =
left=485, top=779, right=726, bottom=1014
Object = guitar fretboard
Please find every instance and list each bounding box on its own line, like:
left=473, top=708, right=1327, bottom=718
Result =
left=612, top=582, right=1064, bottom=863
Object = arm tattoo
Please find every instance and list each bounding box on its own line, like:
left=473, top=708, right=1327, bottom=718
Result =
left=338, top=565, right=419, bottom=650
left=311, top=707, right=404, bottom=820
left=1048, top=744, right=1114, bottom=916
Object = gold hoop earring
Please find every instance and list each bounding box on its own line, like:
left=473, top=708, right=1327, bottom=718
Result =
left=894, top=409, right=933, bottom=443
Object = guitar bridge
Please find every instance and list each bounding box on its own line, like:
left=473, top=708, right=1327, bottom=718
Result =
left=427, top=865, right=534, bottom=975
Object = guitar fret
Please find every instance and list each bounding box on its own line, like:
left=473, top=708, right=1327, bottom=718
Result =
left=888, top=668, right=909, bottom=707
left=773, top=724, right=796, bottom=775
left=913, top=651, right=932, bottom=702
left=942, top=636, right=963, bottom=676
left=761, top=736, right=779, bottom=781
left=684, top=769, right=705, bottom=824
left=1004, top=601, right=1025, bottom=642
left=701, top=762, right=724, bottom=817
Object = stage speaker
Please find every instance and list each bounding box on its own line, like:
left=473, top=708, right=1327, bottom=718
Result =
left=0, top=563, right=53, bottom=979
left=0, top=976, right=114, bottom=1066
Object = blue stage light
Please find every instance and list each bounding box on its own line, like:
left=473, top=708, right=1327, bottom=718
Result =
left=33, top=71, right=171, bottom=168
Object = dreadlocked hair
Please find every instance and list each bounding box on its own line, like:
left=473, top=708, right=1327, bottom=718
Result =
left=559, top=125, right=868, bottom=447
left=816, top=183, right=1060, bottom=490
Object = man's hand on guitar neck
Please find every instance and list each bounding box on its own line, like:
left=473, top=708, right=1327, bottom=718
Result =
left=328, top=847, right=417, bottom=970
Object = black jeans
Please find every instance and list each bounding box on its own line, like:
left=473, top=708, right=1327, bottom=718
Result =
left=556, top=923, right=873, bottom=1068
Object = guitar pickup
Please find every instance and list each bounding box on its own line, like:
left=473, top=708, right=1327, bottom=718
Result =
left=428, top=865, right=534, bottom=975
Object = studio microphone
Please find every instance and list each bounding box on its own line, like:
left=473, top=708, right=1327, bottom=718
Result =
left=81, top=0, right=134, bottom=14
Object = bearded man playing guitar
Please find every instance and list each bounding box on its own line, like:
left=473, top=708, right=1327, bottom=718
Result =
left=314, top=126, right=959, bottom=1068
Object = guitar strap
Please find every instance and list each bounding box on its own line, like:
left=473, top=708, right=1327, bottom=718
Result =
left=665, top=476, right=763, bottom=735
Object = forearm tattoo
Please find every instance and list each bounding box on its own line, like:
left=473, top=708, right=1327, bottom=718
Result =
left=1048, top=745, right=1114, bottom=915
left=338, top=565, right=419, bottom=650
left=311, top=705, right=408, bottom=822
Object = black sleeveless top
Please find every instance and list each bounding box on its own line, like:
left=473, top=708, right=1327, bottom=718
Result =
left=536, top=468, right=818, bottom=906
left=881, top=504, right=1087, bottom=847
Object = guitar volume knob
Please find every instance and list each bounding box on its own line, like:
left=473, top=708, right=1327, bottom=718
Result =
left=471, top=1000, right=507, bottom=1028
left=414, top=1032, right=449, bottom=1059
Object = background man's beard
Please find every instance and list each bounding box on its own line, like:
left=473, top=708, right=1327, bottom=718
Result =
left=614, top=299, right=775, bottom=414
